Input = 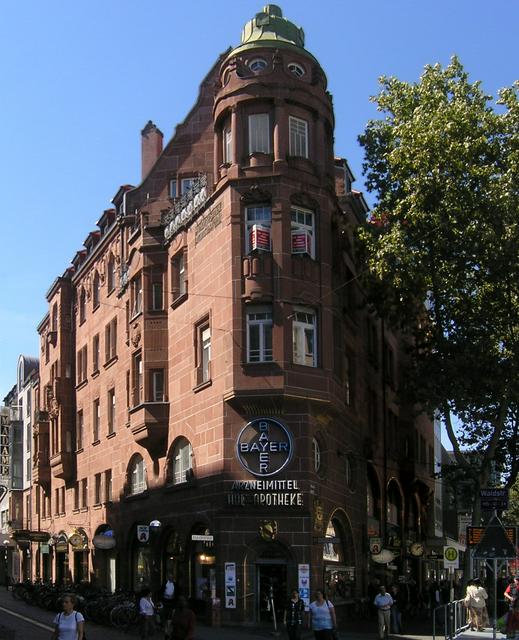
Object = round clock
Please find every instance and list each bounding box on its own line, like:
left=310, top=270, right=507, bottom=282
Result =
left=410, top=542, right=424, bottom=557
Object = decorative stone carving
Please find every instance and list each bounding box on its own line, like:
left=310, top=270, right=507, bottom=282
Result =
left=48, top=397, right=59, bottom=419
left=131, top=323, right=142, bottom=348
left=240, top=184, right=272, bottom=205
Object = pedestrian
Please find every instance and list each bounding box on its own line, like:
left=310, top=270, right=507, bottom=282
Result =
left=139, top=587, right=156, bottom=639
left=283, top=589, right=305, bottom=640
left=390, top=585, right=402, bottom=634
left=504, top=576, right=519, bottom=639
left=165, top=596, right=195, bottom=640
left=464, top=578, right=488, bottom=631
left=308, top=589, right=337, bottom=640
left=160, top=573, right=177, bottom=626
left=374, top=585, right=393, bottom=640
left=50, top=593, right=85, bottom=640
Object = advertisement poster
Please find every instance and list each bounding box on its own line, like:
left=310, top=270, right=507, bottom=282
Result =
left=225, top=562, right=236, bottom=608
left=298, top=563, right=310, bottom=609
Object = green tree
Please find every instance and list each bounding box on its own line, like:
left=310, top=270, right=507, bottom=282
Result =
left=357, top=58, right=519, bottom=528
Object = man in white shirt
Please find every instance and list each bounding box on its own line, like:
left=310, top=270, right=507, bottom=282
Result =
left=161, top=573, right=176, bottom=625
left=374, top=585, right=394, bottom=639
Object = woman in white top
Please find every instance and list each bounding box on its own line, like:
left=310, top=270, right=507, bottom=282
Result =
left=139, top=587, right=156, bottom=639
left=51, top=593, right=85, bottom=640
left=465, top=578, right=489, bottom=631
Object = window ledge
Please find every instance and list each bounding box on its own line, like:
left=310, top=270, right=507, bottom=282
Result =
left=91, top=369, right=100, bottom=379
left=104, top=355, right=118, bottom=370
left=76, top=447, right=84, bottom=455
left=171, top=293, right=188, bottom=310
left=102, top=500, right=113, bottom=507
left=193, top=378, right=212, bottom=393
left=130, top=311, right=143, bottom=323
left=107, top=287, right=115, bottom=297
left=125, top=491, right=149, bottom=502
left=164, top=480, right=196, bottom=493
left=93, top=303, right=100, bottom=313
left=92, top=439, right=100, bottom=447
left=80, top=507, right=89, bottom=513
left=93, top=503, right=102, bottom=510
left=75, top=379, right=88, bottom=391
left=107, top=432, right=116, bottom=440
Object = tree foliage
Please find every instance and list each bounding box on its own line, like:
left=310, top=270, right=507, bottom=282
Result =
left=357, top=58, right=519, bottom=501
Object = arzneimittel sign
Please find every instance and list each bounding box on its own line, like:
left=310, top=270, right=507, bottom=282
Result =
left=236, top=418, right=293, bottom=477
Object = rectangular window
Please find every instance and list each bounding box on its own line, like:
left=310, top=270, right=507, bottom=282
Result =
left=60, top=486, right=65, bottom=514
left=289, top=116, right=309, bottom=158
left=105, top=469, right=112, bottom=502
left=384, top=342, right=395, bottom=387
left=291, top=207, right=315, bottom=258
left=81, top=478, right=88, bottom=508
left=54, top=488, right=59, bottom=515
left=292, top=307, right=317, bottom=367
left=345, top=354, right=355, bottom=407
left=169, top=179, right=177, bottom=199
left=171, top=250, right=187, bottom=301
left=151, top=369, right=165, bottom=402
left=133, top=353, right=143, bottom=406
left=181, top=178, right=194, bottom=195
left=92, top=333, right=100, bottom=372
left=224, top=127, right=232, bottom=164
left=76, top=410, right=84, bottom=450
left=26, top=458, right=31, bottom=482
left=245, top=206, right=271, bottom=254
left=195, top=321, right=211, bottom=386
left=152, top=282, right=163, bottom=311
left=246, top=306, right=273, bottom=363
left=77, top=345, right=88, bottom=384
left=131, top=274, right=143, bottom=317
left=94, top=473, right=102, bottom=505
left=105, top=318, right=117, bottom=362
left=92, top=398, right=100, bottom=442
left=248, top=113, right=270, bottom=154
left=107, top=388, right=116, bottom=435
left=26, top=423, right=31, bottom=452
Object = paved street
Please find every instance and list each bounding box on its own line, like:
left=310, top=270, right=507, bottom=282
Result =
left=0, top=588, right=509, bottom=640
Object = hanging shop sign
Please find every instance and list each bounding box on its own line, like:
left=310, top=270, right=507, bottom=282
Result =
left=227, top=479, right=303, bottom=507
left=164, top=174, right=208, bottom=241
left=137, top=525, right=150, bottom=543
left=225, top=562, right=236, bottom=609
left=371, top=549, right=395, bottom=564
left=369, top=537, right=382, bottom=555
left=236, top=418, right=293, bottom=477
left=0, top=410, right=9, bottom=478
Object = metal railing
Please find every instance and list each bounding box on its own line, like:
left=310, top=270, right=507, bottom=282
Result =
left=433, top=600, right=469, bottom=640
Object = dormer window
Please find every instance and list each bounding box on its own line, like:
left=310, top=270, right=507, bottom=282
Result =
left=248, top=58, right=267, bottom=72
left=288, top=62, right=305, bottom=77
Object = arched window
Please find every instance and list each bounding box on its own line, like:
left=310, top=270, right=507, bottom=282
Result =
left=92, top=271, right=100, bottom=309
left=288, top=62, right=305, bottom=77
left=248, top=58, right=267, bottom=72
left=170, top=438, right=193, bottom=485
left=79, top=288, right=86, bottom=324
left=107, top=254, right=116, bottom=293
left=128, top=454, right=147, bottom=495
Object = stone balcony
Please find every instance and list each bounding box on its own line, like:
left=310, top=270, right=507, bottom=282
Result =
left=50, top=451, right=74, bottom=480
left=129, top=402, right=169, bottom=455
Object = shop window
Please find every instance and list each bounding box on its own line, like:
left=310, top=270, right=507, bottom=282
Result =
left=105, top=318, right=117, bottom=362
left=195, top=320, right=211, bottom=387
left=92, top=333, right=100, bottom=373
left=79, top=288, right=86, bottom=324
left=245, top=205, right=271, bottom=253
left=107, top=254, right=116, bottom=293
left=291, top=207, right=315, bottom=258
left=128, top=454, right=147, bottom=495
left=131, top=274, right=143, bottom=318
left=107, top=388, right=115, bottom=435
left=289, top=116, right=308, bottom=158
left=76, top=410, right=84, bottom=451
left=223, top=127, right=232, bottom=164
left=92, top=398, right=100, bottom=442
left=246, top=306, right=273, bottom=363
left=248, top=113, right=270, bottom=154
left=171, top=438, right=193, bottom=485
left=171, top=250, right=187, bottom=303
left=151, top=369, right=165, bottom=402
left=133, top=353, right=143, bottom=405
left=92, top=271, right=100, bottom=310
left=292, top=307, right=317, bottom=367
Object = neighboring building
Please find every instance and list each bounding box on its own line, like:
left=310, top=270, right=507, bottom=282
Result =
left=29, top=4, right=436, bottom=623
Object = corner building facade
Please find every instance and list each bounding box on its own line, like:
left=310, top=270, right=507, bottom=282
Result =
left=31, top=5, right=435, bottom=624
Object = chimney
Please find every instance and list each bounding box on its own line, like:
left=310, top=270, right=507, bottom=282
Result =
left=141, top=120, right=163, bottom=180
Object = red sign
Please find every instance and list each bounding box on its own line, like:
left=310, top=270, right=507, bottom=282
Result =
left=250, top=225, right=271, bottom=251
left=292, top=230, right=311, bottom=254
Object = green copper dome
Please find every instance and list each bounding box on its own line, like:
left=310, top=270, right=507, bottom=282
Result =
left=229, top=4, right=317, bottom=61
left=240, top=4, right=305, bottom=48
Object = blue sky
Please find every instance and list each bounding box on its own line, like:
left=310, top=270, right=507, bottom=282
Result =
left=0, top=0, right=517, bottom=402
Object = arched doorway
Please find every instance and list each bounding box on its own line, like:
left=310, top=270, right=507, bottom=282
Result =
left=323, top=511, right=356, bottom=604
left=92, top=525, right=116, bottom=592
left=186, top=524, right=215, bottom=615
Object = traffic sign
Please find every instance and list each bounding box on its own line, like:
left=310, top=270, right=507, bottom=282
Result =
left=473, top=516, right=517, bottom=559
left=444, top=546, right=459, bottom=569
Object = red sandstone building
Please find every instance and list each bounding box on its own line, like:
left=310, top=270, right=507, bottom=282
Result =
left=29, top=4, right=435, bottom=623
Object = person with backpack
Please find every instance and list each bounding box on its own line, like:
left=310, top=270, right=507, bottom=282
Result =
left=50, top=593, right=85, bottom=640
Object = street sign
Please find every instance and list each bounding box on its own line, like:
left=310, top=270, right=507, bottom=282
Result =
left=473, top=516, right=517, bottom=559
left=191, top=534, right=214, bottom=542
left=444, top=546, right=459, bottom=569
left=370, top=537, right=382, bottom=555
left=480, top=488, right=509, bottom=511
left=137, top=525, right=149, bottom=543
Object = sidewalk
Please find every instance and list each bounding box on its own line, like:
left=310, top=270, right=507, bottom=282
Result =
left=2, top=587, right=495, bottom=640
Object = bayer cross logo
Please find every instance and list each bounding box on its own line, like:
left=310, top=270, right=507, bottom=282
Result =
left=236, top=418, right=293, bottom=477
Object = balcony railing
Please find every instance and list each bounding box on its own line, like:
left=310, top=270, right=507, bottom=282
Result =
left=163, top=174, right=208, bottom=241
